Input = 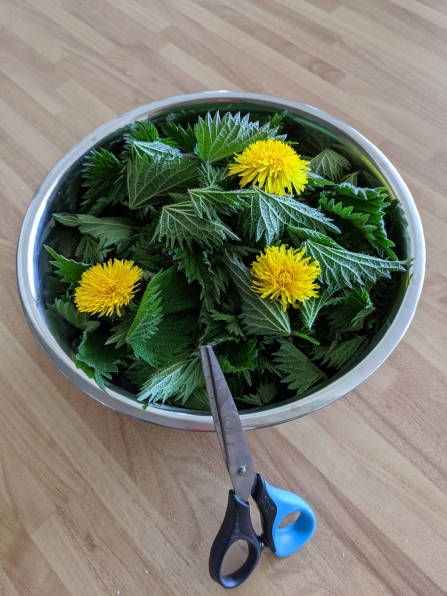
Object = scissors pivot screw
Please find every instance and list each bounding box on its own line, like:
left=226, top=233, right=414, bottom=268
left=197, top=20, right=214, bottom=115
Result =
left=237, top=466, right=247, bottom=476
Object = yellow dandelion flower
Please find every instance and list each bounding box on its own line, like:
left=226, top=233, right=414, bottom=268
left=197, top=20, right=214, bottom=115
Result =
left=251, top=245, right=321, bottom=311
left=74, top=259, right=143, bottom=318
left=228, top=139, right=310, bottom=196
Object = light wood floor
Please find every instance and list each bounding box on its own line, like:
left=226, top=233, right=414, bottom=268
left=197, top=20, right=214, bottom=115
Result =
left=1, top=1, right=447, bottom=594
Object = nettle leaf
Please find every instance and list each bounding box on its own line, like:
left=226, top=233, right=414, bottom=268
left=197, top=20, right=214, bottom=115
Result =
left=273, top=339, right=326, bottom=394
left=309, top=148, right=350, bottom=181
left=53, top=214, right=137, bottom=252
left=138, top=357, right=204, bottom=404
left=86, top=176, right=127, bottom=217
left=132, top=140, right=184, bottom=160
left=194, top=111, right=279, bottom=162
left=126, top=270, right=164, bottom=360
left=238, top=381, right=277, bottom=407
left=75, top=235, right=109, bottom=264
left=198, top=163, right=229, bottom=188
left=44, top=245, right=89, bottom=289
left=227, top=259, right=291, bottom=336
left=287, top=225, right=340, bottom=248
left=306, top=172, right=335, bottom=190
left=299, top=285, right=336, bottom=330
left=340, top=172, right=359, bottom=186
left=208, top=311, right=245, bottom=339
left=127, top=267, right=199, bottom=366
left=242, top=187, right=340, bottom=244
left=171, top=246, right=229, bottom=309
left=81, top=149, right=124, bottom=211
left=161, top=120, right=197, bottom=153
left=127, top=153, right=199, bottom=209
left=303, top=240, right=407, bottom=290
left=65, top=170, right=83, bottom=212
left=319, top=183, right=397, bottom=258
left=256, top=351, right=281, bottom=376
left=127, top=122, right=178, bottom=147
left=105, top=311, right=135, bottom=348
left=54, top=297, right=100, bottom=333
left=76, top=331, right=126, bottom=390
left=313, top=336, right=366, bottom=369
left=326, top=287, right=374, bottom=332
left=152, top=201, right=239, bottom=250
left=184, top=387, right=210, bottom=411
left=202, top=312, right=243, bottom=345
left=123, top=358, right=154, bottom=387
left=136, top=312, right=196, bottom=368
left=155, top=266, right=201, bottom=314
left=216, top=339, right=258, bottom=373
left=188, top=187, right=251, bottom=219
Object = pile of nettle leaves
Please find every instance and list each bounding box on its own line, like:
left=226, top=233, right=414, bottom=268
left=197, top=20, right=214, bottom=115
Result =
left=44, top=110, right=409, bottom=411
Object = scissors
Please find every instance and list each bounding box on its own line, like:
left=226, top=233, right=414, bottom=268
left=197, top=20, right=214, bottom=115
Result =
left=200, top=345, right=316, bottom=589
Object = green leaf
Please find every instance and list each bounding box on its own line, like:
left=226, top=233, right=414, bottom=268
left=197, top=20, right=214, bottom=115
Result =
left=184, top=387, right=210, bottom=411
left=152, top=201, right=239, bottom=250
left=65, top=170, right=83, bottom=211
left=53, top=213, right=137, bottom=252
left=208, top=311, right=245, bottom=339
left=53, top=229, right=79, bottom=259
left=256, top=351, right=281, bottom=376
left=238, top=381, right=277, bottom=407
left=76, top=331, right=125, bottom=390
left=313, top=336, right=366, bottom=369
left=135, top=312, right=196, bottom=367
left=127, top=153, right=199, bottom=209
left=287, top=225, right=341, bottom=248
left=319, top=183, right=397, bottom=258
left=127, top=267, right=198, bottom=365
left=171, top=246, right=229, bottom=309
left=217, top=339, right=258, bottom=373
left=105, top=311, right=135, bottom=348
left=81, top=149, right=124, bottom=211
left=138, top=357, right=203, bottom=404
left=326, top=287, right=374, bottom=332
left=123, top=358, right=154, bottom=387
left=303, top=240, right=407, bottom=290
left=309, top=148, right=350, bottom=181
left=227, top=259, right=291, bottom=336
left=340, top=172, right=359, bottom=186
left=242, top=187, right=339, bottom=244
left=198, top=163, right=229, bottom=188
left=126, top=121, right=160, bottom=143
left=44, top=245, right=89, bottom=289
left=126, top=270, right=164, bottom=359
left=194, top=111, right=279, bottom=162
left=161, top=120, right=197, bottom=153
left=273, top=339, right=326, bottom=394
left=188, top=187, right=251, bottom=219
left=54, top=297, right=100, bottom=333
left=132, top=140, right=183, bottom=160
left=306, top=172, right=335, bottom=190
left=298, top=285, right=336, bottom=330
left=154, top=267, right=201, bottom=314
left=75, top=235, right=109, bottom=264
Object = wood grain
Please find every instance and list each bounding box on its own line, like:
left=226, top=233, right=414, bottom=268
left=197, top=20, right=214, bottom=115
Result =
left=0, top=1, right=446, bottom=594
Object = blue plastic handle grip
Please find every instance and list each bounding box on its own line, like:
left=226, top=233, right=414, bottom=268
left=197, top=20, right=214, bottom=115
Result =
left=265, top=480, right=316, bottom=558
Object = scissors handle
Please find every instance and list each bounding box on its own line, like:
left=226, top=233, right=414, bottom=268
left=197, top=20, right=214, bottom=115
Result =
left=253, top=474, right=316, bottom=557
left=209, top=490, right=263, bottom=589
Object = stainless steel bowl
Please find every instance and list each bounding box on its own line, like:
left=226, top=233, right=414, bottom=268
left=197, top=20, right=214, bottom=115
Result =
left=17, top=91, right=425, bottom=430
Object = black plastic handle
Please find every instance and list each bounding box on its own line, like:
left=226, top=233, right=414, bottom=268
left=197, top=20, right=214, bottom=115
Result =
left=209, top=490, right=263, bottom=589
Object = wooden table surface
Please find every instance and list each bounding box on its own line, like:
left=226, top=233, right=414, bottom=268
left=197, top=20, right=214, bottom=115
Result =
left=1, top=1, right=447, bottom=594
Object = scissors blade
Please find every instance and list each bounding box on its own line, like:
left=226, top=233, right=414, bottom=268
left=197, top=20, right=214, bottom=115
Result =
left=200, top=345, right=256, bottom=502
